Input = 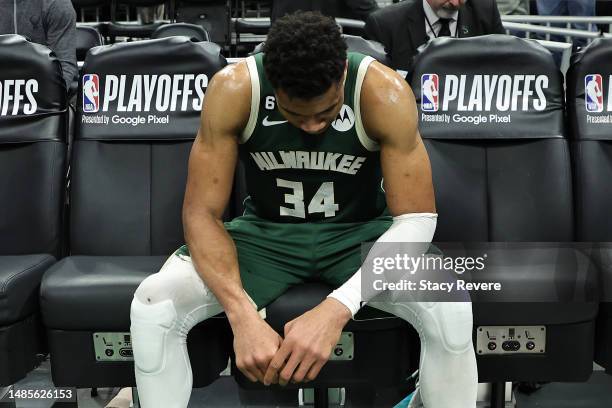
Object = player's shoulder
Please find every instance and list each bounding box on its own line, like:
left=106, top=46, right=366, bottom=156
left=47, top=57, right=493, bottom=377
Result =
left=208, top=60, right=251, bottom=99
left=201, top=60, right=252, bottom=133
left=361, top=60, right=415, bottom=109
left=359, top=61, right=418, bottom=142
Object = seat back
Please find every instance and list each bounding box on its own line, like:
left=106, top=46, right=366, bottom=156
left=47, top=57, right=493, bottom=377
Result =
left=176, top=0, right=230, bottom=45
left=411, top=34, right=571, bottom=242
left=568, top=38, right=612, bottom=242
left=343, top=34, right=390, bottom=66
left=412, top=35, right=601, bottom=383
left=567, top=38, right=612, bottom=372
left=0, top=35, right=68, bottom=256
left=72, top=37, right=226, bottom=255
left=151, top=22, right=210, bottom=41
left=76, top=26, right=104, bottom=62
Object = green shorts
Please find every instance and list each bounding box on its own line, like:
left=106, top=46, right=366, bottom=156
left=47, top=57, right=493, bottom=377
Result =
left=188, top=213, right=393, bottom=309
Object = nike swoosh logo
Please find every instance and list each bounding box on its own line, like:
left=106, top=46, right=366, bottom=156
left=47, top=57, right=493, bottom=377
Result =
left=262, top=116, right=288, bottom=127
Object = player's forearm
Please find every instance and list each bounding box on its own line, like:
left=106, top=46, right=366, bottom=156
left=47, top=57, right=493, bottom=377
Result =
left=327, top=213, right=438, bottom=316
left=184, top=212, right=259, bottom=325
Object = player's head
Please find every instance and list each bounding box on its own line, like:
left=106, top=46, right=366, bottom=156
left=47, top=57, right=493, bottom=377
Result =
left=264, top=11, right=348, bottom=134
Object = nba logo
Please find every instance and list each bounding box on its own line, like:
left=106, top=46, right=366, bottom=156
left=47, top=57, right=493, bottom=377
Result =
left=82, top=74, right=100, bottom=113
left=585, top=74, right=603, bottom=113
left=421, top=74, right=439, bottom=112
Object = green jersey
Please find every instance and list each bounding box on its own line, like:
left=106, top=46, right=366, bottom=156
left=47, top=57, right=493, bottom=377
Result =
left=238, top=52, right=387, bottom=223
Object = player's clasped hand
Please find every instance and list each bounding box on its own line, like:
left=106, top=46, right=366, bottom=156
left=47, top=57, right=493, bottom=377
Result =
left=263, top=298, right=352, bottom=386
left=233, top=315, right=284, bottom=384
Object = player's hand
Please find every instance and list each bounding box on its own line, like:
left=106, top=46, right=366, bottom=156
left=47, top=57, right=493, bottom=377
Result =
left=232, top=315, right=283, bottom=384
left=263, top=298, right=352, bottom=386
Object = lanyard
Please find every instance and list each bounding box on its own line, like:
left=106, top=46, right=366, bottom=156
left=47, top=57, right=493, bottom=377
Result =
left=424, top=13, right=459, bottom=39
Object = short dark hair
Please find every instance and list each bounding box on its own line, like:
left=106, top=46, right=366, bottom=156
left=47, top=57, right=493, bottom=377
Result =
left=263, top=11, right=348, bottom=100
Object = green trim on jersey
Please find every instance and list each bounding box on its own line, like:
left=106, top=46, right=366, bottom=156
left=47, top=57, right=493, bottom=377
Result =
left=240, top=52, right=387, bottom=223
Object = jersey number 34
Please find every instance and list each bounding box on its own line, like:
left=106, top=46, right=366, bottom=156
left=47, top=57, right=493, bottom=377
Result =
left=277, top=178, right=339, bottom=219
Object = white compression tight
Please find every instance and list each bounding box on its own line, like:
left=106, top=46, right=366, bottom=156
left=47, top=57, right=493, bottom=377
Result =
left=368, top=299, right=477, bottom=408
left=130, top=252, right=227, bottom=408
left=130, top=252, right=477, bottom=408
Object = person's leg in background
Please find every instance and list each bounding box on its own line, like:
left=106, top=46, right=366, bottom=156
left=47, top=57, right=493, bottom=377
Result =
left=568, top=0, right=596, bottom=27
left=536, top=0, right=569, bottom=42
left=155, top=5, right=165, bottom=20
left=568, top=0, right=597, bottom=48
left=136, top=5, right=165, bottom=24
left=497, top=0, right=530, bottom=16
left=499, top=0, right=531, bottom=39
left=535, top=0, right=573, bottom=67
left=537, top=0, right=568, bottom=16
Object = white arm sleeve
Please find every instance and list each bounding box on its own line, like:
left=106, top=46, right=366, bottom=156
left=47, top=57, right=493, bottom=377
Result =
left=327, top=213, right=438, bottom=317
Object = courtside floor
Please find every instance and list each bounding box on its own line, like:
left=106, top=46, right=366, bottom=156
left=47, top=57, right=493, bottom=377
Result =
left=8, top=358, right=612, bottom=407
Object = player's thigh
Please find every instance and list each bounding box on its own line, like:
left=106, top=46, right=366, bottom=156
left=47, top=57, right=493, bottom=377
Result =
left=317, top=216, right=392, bottom=288
left=226, top=216, right=311, bottom=309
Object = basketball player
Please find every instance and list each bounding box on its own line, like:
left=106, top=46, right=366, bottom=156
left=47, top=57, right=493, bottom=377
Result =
left=130, top=11, right=477, bottom=408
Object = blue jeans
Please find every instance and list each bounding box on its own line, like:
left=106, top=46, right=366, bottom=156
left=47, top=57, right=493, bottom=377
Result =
left=536, top=0, right=596, bottom=46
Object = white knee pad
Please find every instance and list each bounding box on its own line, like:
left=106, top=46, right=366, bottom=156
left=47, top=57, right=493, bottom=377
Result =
left=130, top=254, right=222, bottom=374
left=429, top=301, right=474, bottom=353
left=134, top=254, right=219, bottom=315
left=130, top=297, right=177, bottom=374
